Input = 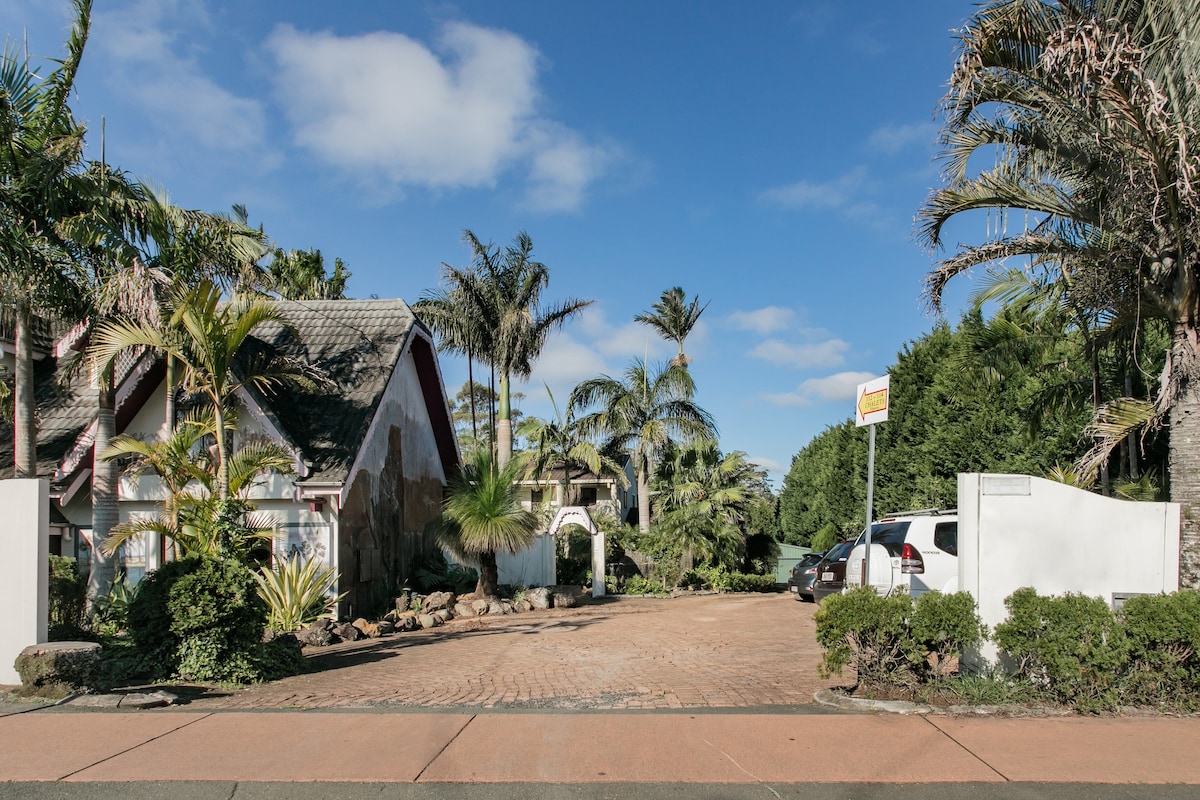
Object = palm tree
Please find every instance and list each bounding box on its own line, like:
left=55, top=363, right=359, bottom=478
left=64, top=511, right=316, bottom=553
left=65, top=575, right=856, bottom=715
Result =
left=419, top=230, right=590, bottom=469
left=653, top=442, right=769, bottom=570
left=572, top=359, right=716, bottom=532
left=267, top=247, right=350, bottom=300
left=916, top=0, right=1200, bottom=584
left=518, top=385, right=628, bottom=509
left=0, top=0, right=94, bottom=477
left=439, top=449, right=538, bottom=597
left=635, top=287, right=708, bottom=369
left=91, top=280, right=322, bottom=499
left=99, top=409, right=294, bottom=562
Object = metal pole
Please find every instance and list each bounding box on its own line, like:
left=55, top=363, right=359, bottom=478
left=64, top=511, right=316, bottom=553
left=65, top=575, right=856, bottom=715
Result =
left=863, top=423, right=876, bottom=587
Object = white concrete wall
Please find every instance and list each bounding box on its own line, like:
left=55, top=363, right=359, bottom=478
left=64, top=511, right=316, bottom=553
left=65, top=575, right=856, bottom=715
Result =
left=1, top=479, right=49, bottom=684
left=959, top=473, right=1180, bottom=668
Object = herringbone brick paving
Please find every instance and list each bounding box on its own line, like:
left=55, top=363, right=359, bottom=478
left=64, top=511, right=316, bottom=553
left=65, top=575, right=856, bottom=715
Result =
left=175, top=593, right=841, bottom=711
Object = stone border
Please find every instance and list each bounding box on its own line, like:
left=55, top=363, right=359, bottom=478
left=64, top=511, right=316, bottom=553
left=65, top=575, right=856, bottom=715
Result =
left=813, top=688, right=1074, bottom=717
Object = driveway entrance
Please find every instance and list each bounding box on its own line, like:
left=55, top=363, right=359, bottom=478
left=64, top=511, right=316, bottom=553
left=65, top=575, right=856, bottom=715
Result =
left=178, top=593, right=842, bottom=710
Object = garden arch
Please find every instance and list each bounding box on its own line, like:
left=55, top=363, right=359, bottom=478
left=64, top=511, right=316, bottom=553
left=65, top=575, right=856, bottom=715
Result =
left=547, top=506, right=605, bottom=597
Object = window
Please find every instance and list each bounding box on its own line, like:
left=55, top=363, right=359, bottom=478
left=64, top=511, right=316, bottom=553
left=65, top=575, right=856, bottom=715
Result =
left=531, top=490, right=543, bottom=504
left=578, top=487, right=598, bottom=505
left=855, top=521, right=912, bottom=557
left=934, top=522, right=958, bottom=555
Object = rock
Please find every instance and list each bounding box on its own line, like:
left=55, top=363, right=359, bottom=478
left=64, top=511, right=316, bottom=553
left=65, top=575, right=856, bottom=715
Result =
left=395, top=591, right=411, bottom=613
left=471, top=599, right=490, bottom=615
left=498, top=601, right=514, bottom=614
left=528, top=587, right=552, bottom=610
left=434, top=608, right=453, bottom=623
left=15, top=641, right=102, bottom=697
left=423, top=591, right=455, bottom=612
left=514, top=599, right=533, bottom=613
left=333, top=622, right=361, bottom=642
left=488, top=601, right=506, bottom=615
left=552, top=591, right=577, bottom=609
left=351, top=617, right=370, bottom=633
left=361, top=622, right=382, bottom=638
left=454, top=602, right=477, bottom=618
left=297, top=620, right=334, bottom=647
left=419, top=614, right=438, bottom=629
left=398, top=615, right=419, bottom=632
left=376, top=619, right=395, bottom=635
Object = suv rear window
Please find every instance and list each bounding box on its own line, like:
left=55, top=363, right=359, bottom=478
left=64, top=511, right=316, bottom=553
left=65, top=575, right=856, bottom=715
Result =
left=934, top=521, right=958, bottom=555
left=855, top=521, right=912, bottom=557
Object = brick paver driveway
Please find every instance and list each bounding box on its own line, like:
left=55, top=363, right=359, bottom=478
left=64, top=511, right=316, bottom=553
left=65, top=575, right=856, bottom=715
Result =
left=180, top=593, right=842, bottom=711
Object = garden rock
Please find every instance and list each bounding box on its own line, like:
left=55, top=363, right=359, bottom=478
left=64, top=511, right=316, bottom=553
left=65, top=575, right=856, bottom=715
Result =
left=489, top=600, right=507, bottom=615
left=515, top=599, right=533, bottom=613
left=552, top=591, right=577, bottom=609
left=15, top=641, right=102, bottom=697
left=375, top=619, right=395, bottom=635
left=297, top=620, right=334, bottom=647
left=434, top=608, right=454, bottom=623
left=454, top=602, right=477, bottom=618
left=419, top=614, right=439, bottom=629
left=528, top=587, right=552, bottom=609
left=334, top=622, right=362, bottom=642
left=472, top=599, right=490, bottom=615
left=395, top=591, right=411, bottom=612
left=423, top=591, right=455, bottom=612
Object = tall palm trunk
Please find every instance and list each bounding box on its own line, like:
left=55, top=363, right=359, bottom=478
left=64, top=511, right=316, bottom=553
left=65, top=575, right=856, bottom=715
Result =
left=476, top=550, right=499, bottom=597
left=636, top=462, right=651, bottom=533
left=497, top=372, right=513, bottom=468
left=1170, top=324, right=1200, bottom=589
left=87, top=364, right=118, bottom=609
left=214, top=402, right=231, bottom=500
left=12, top=299, right=36, bottom=478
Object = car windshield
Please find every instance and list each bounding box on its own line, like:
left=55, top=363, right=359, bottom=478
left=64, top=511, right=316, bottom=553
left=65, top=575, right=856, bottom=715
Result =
left=853, top=521, right=912, bottom=557
left=822, top=541, right=853, bottom=563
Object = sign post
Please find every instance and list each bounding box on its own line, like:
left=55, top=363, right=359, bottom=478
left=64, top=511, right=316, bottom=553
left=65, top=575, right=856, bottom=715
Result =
left=855, top=375, right=890, bottom=587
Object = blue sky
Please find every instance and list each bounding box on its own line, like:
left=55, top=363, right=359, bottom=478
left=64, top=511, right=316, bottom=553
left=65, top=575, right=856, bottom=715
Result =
left=2, top=0, right=984, bottom=487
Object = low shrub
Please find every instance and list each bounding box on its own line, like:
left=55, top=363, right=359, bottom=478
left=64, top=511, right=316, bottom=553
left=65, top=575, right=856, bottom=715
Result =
left=47, top=555, right=87, bottom=641
left=679, top=566, right=776, bottom=593
left=1119, top=590, right=1200, bottom=710
left=992, top=587, right=1127, bottom=711
left=623, top=574, right=668, bottom=595
left=815, top=587, right=916, bottom=686
left=909, top=590, right=987, bottom=678
left=127, top=555, right=301, bottom=684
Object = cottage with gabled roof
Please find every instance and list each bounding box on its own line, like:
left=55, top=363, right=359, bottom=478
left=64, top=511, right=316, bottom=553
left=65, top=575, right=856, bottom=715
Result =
left=1, top=298, right=459, bottom=618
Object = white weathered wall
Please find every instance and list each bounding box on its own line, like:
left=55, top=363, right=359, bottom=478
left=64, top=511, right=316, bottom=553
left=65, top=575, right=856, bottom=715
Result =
left=1, top=479, right=49, bottom=684
left=497, top=534, right=555, bottom=588
left=959, top=473, right=1180, bottom=668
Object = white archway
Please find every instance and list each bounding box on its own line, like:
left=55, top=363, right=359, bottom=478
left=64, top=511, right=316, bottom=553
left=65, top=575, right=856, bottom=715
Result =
left=547, top=506, right=606, bottom=597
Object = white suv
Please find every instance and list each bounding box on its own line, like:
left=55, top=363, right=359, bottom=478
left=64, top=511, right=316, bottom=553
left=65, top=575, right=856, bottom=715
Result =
left=843, top=509, right=958, bottom=598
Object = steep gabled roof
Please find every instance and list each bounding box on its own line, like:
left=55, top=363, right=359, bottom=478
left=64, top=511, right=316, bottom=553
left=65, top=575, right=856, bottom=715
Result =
left=1, top=298, right=459, bottom=488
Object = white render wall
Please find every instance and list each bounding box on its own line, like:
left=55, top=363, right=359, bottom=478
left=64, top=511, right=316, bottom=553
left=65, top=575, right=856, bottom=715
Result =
left=959, top=473, right=1180, bottom=668
left=1, top=479, right=49, bottom=684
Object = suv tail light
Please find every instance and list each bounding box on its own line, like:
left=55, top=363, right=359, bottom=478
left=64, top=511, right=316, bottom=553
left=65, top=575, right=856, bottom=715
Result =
left=900, top=543, right=924, bottom=574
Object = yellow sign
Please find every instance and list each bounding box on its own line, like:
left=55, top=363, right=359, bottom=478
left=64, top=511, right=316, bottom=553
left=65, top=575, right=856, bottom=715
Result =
left=855, top=375, right=890, bottom=426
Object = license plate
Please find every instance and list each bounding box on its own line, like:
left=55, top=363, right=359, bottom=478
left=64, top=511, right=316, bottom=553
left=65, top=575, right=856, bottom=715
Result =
left=789, top=585, right=798, bottom=593
left=822, top=572, right=835, bottom=582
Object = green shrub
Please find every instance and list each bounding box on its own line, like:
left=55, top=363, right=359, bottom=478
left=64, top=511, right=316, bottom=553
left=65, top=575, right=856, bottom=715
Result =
left=910, top=591, right=986, bottom=678
left=815, top=587, right=916, bottom=685
left=128, top=555, right=298, bottom=683
left=993, top=588, right=1127, bottom=711
left=1119, top=590, right=1200, bottom=710
left=91, top=575, right=139, bottom=637
left=815, top=588, right=985, bottom=690
left=47, top=555, right=87, bottom=640
left=623, top=574, right=668, bottom=595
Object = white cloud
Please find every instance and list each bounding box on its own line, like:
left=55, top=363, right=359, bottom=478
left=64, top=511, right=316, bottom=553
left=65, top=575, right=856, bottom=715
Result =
left=521, top=331, right=610, bottom=392
left=727, top=306, right=796, bottom=335
left=761, top=371, right=877, bottom=407
left=91, top=0, right=276, bottom=167
left=578, top=306, right=670, bottom=360
left=747, top=454, right=787, bottom=475
left=749, top=338, right=849, bottom=369
left=866, top=121, right=938, bottom=155
left=759, top=166, right=873, bottom=210
left=266, top=21, right=613, bottom=212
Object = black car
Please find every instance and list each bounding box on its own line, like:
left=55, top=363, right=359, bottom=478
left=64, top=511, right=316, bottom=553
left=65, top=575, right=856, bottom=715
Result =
left=811, top=540, right=856, bottom=603
left=787, top=552, right=825, bottom=602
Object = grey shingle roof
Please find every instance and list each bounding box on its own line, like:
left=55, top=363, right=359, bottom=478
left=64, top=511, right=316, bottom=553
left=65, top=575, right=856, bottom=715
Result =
left=1, top=298, right=456, bottom=488
left=245, top=298, right=421, bottom=484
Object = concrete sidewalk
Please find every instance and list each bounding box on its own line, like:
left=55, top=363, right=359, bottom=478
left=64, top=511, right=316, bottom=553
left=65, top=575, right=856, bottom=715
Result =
left=1, top=708, right=1199, bottom=785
